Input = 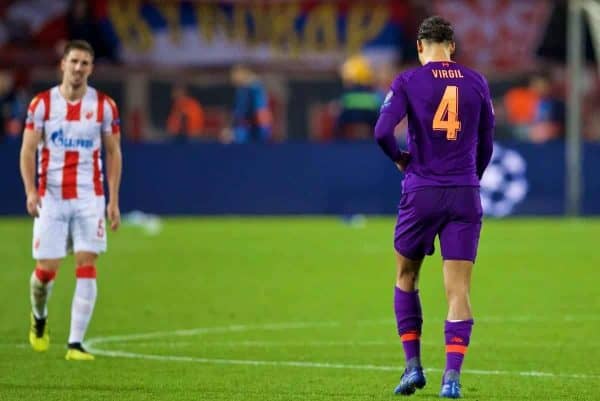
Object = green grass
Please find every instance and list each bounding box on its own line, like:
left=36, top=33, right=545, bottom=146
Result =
left=0, top=217, right=599, bottom=400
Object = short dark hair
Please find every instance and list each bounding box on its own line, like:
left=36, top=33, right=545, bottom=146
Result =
left=417, top=16, right=454, bottom=43
left=63, top=40, right=95, bottom=60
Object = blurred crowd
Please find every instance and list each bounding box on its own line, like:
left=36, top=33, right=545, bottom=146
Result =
left=4, top=56, right=600, bottom=144
left=496, top=67, right=600, bottom=142
left=1, top=0, right=600, bottom=144
left=165, top=65, right=273, bottom=144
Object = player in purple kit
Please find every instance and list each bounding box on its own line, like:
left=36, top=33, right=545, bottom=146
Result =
left=374, top=16, right=494, bottom=398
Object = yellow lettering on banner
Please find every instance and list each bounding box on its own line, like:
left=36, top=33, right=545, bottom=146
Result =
left=270, top=4, right=300, bottom=56
left=195, top=4, right=233, bottom=43
left=346, top=4, right=387, bottom=54
left=232, top=4, right=251, bottom=46
left=108, top=0, right=153, bottom=51
left=153, top=2, right=181, bottom=44
left=303, top=4, right=338, bottom=52
left=247, top=4, right=270, bottom=46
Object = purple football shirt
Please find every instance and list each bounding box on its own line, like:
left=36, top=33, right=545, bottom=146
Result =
left=374, top=61, right=494, bottom=193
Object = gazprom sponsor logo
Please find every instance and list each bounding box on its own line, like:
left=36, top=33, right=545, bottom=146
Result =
left=50, top=129, right=93, bottom=149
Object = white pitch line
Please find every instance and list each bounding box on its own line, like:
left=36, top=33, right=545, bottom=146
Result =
left=85, top=347, right=600, bottom=381
left=88, top=340, right=600, bottom=349
left=86, top=321, right=340, bottom=346
left=88, top=315, right=600, bottom=347
left=85, top=320, right=600, bottom=381
left=93, top=340, right=396, bottom=348
left=6, top=339, right=600, bottom=349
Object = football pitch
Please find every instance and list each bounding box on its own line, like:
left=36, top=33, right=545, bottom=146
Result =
left=0, top=217, right=598, bottom=401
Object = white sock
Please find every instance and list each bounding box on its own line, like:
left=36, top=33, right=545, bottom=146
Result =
left=68, top=266, right=97, bottom=344
left=30, top=267, right=56, bottom=319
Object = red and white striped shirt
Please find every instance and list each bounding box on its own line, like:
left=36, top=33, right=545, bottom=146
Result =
left=25, top=86, right=120, bottom=199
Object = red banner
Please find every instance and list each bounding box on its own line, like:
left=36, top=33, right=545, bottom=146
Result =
left=433, top=0, right=552, bottom=72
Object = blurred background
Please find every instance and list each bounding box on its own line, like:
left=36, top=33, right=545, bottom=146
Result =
left=0, top=0, right=599, bottom=217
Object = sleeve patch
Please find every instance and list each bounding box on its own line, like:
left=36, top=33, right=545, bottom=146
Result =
left=381, top=90, right=394, bottom=110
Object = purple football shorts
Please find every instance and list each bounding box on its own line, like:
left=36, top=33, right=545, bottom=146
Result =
left=394, top=187, right=483, bottom=262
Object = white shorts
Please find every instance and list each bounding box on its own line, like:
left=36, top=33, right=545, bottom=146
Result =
left=32, top=195, right=107, bottom=260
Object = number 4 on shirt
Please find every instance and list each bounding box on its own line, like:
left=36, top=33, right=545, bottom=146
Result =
left=433, top=85, right=461, bottom=140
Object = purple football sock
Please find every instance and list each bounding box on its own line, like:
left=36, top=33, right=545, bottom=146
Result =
left=444, top=319, right=474, bottom=381
left=394, top=286, right=423, bottom=367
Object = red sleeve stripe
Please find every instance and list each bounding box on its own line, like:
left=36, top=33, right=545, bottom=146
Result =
left=97, top=92, right=105, bottom=123
left=106, top=96, right=119, bottom=118
left=27, top=90, right=50, bottom=123
left=25, top=122, right=34, bottom=130
left=106, top=96, right=120, bottom=134
left=28, top=95, right=42, bottom=114
left=76, top=265, right=97, bottom=278
left=40, top=90, right=50, bottom=121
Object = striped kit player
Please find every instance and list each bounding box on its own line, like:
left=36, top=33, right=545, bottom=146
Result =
left=19, top=40, right=122, bottom=361
left=27, top=84, right=119, bottom=258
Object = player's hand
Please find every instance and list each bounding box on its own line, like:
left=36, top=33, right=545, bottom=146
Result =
left=26, top=191, right=41, bottom=218
left=395, top=151, right=411, bottom=172
left=107, top=201, right=121, bottom=231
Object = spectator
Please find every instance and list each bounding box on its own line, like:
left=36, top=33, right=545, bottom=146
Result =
left=224, top=64, right=272, bottom=144
left=503, top=72, right=565, bottom=143
left=581, top=68, right=600, bottom=141
left=528, top=72, right=565, bottom=143
left=335, top=55, right=382, bottom=140
left=66, top=0, right=116, bottom=61
left=166, top=83, right=205, bottom=141
left=67, top=0, right=94, bottom=42
left=0, top=70, right=27, bottom=142
left=503, top=80, right=539, bottom=140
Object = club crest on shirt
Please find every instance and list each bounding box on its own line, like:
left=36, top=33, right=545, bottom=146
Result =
left=85, top=110, right=94, bottom=120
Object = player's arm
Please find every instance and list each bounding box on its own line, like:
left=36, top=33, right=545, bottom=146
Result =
left=20, top=95, right=46, bottom=217
left=20, top=128, right=42, bottom=217
left=374, top=78, right=410, bottom=170
left=103, top=133, right=122, bottom=231
left=477, top=78, right=495, bottom=179
left=101, top=96, right=122, bottom=231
